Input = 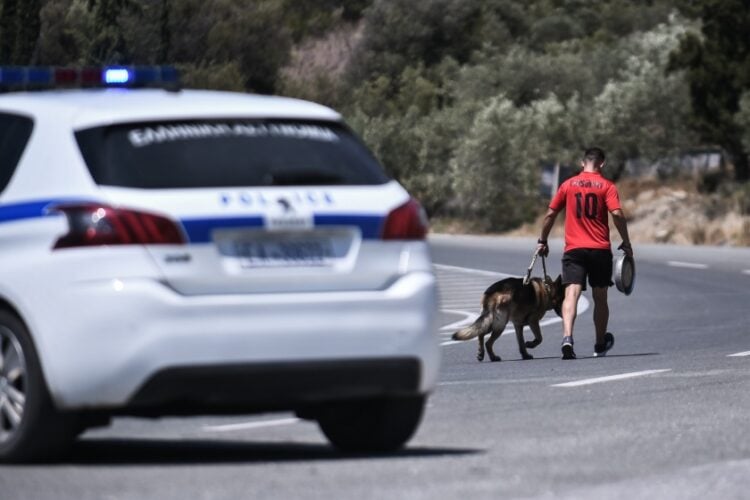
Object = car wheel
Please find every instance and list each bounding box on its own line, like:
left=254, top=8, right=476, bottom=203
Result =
left=0, top=310, right=77, bottom=463
left=317, top=395, right=426, bottom=453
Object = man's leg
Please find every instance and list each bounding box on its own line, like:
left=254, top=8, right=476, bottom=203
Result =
left=562, top=283, right=582, bottom=339
left=592, top=286, right=609, bottom=346
left=561, top=283, right=581, bottom=359
left=561, top=250, right=586, bottom=359
left=589, top=249, right=615, bottom=356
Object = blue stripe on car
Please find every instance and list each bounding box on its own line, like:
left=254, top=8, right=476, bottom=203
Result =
left=180, top=214, right=384, bottom=242
left=179, top=216, right=264, bottom=243
left=0, top=200, right=66, bottom=222
left=0, top=200, right=386, bottom=241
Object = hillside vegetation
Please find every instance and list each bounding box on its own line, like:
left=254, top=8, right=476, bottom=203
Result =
left=2, top=0, right=749, bottom=244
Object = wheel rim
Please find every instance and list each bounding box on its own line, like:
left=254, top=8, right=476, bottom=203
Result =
left=0, top=325, right=26, bottom=443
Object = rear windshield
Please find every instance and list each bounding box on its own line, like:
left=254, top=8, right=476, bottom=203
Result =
left=75, top=119, right=389, bottom=188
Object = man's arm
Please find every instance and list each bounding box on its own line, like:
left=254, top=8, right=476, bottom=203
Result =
left=611, top=208, right=633, bottom=257
left=537, top=207, right=559, bottom=256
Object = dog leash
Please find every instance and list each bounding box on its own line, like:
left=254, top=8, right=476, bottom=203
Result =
left=523, top=249, right=549, bottom=286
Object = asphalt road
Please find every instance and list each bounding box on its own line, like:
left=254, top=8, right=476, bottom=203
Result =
left=2, top=234, right=750, bottom=499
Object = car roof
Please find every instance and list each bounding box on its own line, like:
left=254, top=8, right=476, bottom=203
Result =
left=0, top=88, right=342, bottom=128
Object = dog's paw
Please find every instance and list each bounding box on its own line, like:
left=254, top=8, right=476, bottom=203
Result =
left=521, top=353, right=534, bottom=360
left=477, top=353, right=485, bottom=362
left=525, top=340, right=541, bottom=349
left=489, top=355, right=501, bottom=362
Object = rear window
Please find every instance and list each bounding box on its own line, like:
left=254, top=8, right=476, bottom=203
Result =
left=75, top=119, right=389, bottom=188
left=0, top=112, right=34, bottom=194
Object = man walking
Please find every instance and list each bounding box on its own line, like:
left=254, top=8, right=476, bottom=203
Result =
left=536, top=147, right=633, bottom=359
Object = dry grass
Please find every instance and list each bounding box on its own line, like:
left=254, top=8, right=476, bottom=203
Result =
left=433, top=178, right=750, bottom=247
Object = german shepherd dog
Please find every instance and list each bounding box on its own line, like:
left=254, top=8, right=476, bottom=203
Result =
left=452, top=276, right=563, bottom=361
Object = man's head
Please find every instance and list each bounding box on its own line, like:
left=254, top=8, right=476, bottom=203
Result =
left=581, top=147, right=606, bottom=171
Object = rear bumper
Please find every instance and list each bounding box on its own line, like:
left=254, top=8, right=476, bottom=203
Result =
left=32, top=271, right=439, bottom=411
left=121, top=358, right=420, bottom=416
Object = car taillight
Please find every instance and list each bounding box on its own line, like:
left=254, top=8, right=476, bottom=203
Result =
left=51, top=203, right=186, bottom=249
left=381, top=198, right=428, bottom=240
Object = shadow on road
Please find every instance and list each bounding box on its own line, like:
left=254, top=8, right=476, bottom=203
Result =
left=463, top=352, right=660, bottom=363
left=578, top=352, right=660, bottom=359
left=52, top=438, right=480, bottom=466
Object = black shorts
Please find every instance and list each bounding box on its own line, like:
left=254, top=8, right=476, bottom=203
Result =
left=562, top=248, right=613, bottom=290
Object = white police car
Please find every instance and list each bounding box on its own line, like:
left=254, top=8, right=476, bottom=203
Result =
left=0, top=67, right=439, bottom=462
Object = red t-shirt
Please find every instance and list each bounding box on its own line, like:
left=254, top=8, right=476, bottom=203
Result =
left=549, top=171, right=621, bottom=252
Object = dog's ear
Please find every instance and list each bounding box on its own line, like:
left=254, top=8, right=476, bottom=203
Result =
left=554, top=304, right=563, bottom=317
left=553, top=275, right=563, bottom=317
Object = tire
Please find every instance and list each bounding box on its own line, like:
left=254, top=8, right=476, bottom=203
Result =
left=0, top=310, right=78, bottom=463
left=317, top=395, right=426, bottom=453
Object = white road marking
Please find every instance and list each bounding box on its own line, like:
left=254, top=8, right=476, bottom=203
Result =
left=742, top=270, right=750, bottom=276
left=440, top=309, right=480, bottom=331
left=667, top=261, right=708, bottom=270
left=203, top=417, right=301, bottom=433
left=727, top=351, right=750, bottom=357
left=441, top=340, right=465, bottom=346
left=434, top=263, right=514, bottom=278
left=551, top=369, right=672, bottom=388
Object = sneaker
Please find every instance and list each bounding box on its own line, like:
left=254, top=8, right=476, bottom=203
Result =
left=593, top=332, right=615, bottom=358
left=561, top=336, right=576, bottom=360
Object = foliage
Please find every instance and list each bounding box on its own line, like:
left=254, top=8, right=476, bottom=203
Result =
left=348, top=0, right=485, bottom=82
left=738, top=92, right=750, bottom=157
left=452, top=95, right=578, bottom=231
left=0, top=0, right=42, bottom=64
left=669, top=0, right=750, bottom=180
left=590, top=18, right=698, bottom=171
left=282, top=0, right=368, bottom=42
left=4, top=0, right=750, bottom=231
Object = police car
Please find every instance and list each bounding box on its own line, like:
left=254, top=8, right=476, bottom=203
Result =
left=0, top=66, right=439, bottom=462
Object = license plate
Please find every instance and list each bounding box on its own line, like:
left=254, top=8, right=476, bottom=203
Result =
left=231, top=238, right=335, bottom=268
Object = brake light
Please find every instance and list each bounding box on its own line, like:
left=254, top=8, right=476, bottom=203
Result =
left=51, top=204, right=185, bottom=249
left=382, top=198, right=428, bottom=240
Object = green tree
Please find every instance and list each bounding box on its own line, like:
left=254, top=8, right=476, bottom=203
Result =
left=281, top=0, right=369, bottom=42
left=0, top=0, right=42, bottom=64
left=157, top=0, right=169, bottom=62
left=86, top=0, right=139, bottom=64
left=37, top=0, right=93, bottom=66
left=348, top=0, right=485, bottom=82
left=451, top=94, right=577, bottom=231
left=669, top=0, right=750, bottom=181
left=168, top=0, right=291, bottom=94
left=589, top=17, right=698, bottom=175
left=0, top=0, right=20, bottom=63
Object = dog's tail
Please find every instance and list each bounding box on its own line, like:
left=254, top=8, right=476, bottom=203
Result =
left=452, top=309, right=493, bottom=341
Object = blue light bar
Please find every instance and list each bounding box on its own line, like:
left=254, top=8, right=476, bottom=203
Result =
left=133, top=66, right=158, bottom=84
left=104, top=68, right=131, bottom=85
left=0, top=67, right=24, bottom=85
left=27, top=67, right=53, bottom=85
left=0, top=66, right=180, bottom=91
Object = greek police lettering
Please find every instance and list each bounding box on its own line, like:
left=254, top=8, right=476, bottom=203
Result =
left=220, top=191, right=335, bottom=207
left=128, top=122, right=338, bottom=147
left=266, top=124, right=339, bottom=142
left=128, top=123, right=233, bottom=147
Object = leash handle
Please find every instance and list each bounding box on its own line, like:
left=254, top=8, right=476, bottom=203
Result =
left=523, top=250, right=539, bottom=285
left=524, top=249, right=549, bottom=285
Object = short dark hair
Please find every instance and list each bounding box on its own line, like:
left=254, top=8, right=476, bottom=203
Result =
left=583, top=147, right=606, bottom=164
